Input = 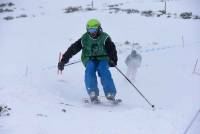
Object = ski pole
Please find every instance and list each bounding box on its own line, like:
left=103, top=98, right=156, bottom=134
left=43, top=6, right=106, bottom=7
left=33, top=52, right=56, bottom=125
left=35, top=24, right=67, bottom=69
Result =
left=114, top=65, right=155, bottom=109
left=64, top=60, right=81, bottom=67
left=42, top=61, right=81, bottom=71
left=43, top=52, right=81, bottom=73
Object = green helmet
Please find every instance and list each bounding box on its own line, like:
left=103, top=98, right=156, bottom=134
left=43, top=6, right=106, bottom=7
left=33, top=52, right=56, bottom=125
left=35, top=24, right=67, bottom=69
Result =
left=86, top=19, right=101, bottom=30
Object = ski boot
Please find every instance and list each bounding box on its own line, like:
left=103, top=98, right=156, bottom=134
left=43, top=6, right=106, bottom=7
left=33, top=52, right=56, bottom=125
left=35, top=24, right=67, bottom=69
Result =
left=106, top=93, right=122, bottom=104
left=89, top=91, right=100, bottom=104
left=106, top=93, right=115, bottom=101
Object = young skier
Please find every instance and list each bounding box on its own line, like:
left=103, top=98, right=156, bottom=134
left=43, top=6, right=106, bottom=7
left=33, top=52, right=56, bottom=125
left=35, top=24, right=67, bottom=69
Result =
left=58, top=19, right=118, bottom=103
left=125, top=50, right=142, bottom=82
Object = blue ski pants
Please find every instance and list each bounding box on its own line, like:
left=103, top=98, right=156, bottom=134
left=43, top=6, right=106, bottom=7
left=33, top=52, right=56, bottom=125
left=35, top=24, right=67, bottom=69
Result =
left=85, top=60, right=116, bottom=96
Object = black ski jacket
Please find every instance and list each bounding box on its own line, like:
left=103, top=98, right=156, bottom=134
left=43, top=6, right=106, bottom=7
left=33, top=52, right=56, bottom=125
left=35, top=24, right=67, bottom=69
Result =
left=61, top=37, right=118, bottom=67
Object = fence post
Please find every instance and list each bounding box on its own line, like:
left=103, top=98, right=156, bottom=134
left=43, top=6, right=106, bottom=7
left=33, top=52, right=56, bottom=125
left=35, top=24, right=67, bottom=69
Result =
left=25, top=65, right=28, bottom=77
left=193, top=58, right=200, bottom=76
left=183, top=109, right=200, bottom=134
left=91, top=0, right=94, bottom=8
left=57, top=52, right=62, bottom=75
left=164, top=1, right=167, bottom=14
left=193, top=58, right=198, bottom=73
left=182, top=35, right=185, bottom=47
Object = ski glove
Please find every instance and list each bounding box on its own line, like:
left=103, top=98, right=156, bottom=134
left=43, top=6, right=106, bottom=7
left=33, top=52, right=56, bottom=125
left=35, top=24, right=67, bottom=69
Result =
left=58, top=61, right=65, bottom=71
left=109, top=60, right=117, bottom=67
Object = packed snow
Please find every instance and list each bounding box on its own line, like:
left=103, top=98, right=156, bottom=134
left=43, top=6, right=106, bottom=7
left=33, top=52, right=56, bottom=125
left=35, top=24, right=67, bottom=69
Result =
left=0, top=0, right=200, bottom=134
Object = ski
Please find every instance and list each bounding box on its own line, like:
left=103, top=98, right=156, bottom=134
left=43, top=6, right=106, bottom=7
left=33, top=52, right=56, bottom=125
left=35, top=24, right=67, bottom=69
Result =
left=83, top=98, right=122, bottom=105
left=83, top=98, right=101, bottom=104
left=110, top=98, right=122, bottom=105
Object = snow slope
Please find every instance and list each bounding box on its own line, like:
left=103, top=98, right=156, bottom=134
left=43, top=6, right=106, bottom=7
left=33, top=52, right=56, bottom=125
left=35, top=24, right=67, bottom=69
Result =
left=0, top=0, right=200, bottom=134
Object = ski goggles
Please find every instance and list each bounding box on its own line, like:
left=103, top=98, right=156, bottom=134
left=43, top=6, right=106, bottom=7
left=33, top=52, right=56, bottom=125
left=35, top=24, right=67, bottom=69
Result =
left=87, top=28, right=98, bottom=33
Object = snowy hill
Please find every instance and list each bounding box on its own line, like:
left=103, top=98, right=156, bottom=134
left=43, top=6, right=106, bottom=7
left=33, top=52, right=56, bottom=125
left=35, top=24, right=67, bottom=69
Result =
left=0, top=0, right=200, bottom=134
